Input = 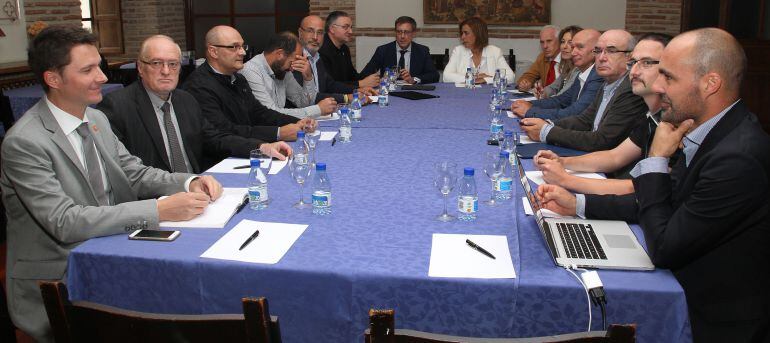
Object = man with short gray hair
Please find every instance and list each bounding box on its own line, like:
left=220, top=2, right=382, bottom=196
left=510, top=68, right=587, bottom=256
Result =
left=517, top=25, right=561, bottom=91
left=241, top=31, right=337, bottom=119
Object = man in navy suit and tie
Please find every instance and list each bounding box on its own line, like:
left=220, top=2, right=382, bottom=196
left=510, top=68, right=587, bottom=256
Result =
left=360, top=16, right=440, bottom=84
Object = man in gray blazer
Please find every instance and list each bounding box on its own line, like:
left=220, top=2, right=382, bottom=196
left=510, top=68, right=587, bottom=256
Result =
left=0, top=26, right=222, bottom=342
left=521, top=29, right=647, bottom=152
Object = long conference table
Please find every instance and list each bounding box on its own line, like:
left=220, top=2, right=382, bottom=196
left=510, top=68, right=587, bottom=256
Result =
left=67, top=84, right=691, bottom=342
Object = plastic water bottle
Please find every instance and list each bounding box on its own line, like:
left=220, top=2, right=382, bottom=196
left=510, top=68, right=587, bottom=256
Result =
left=338, top=107, right=352, bottom=143
left=312, top=162, right=332, bottom=215
left=294, top=131, right=309, bottom=164
left=495, top=151, right=513, bottom=200
left=457, top=167, right=478, bottom=221
left=388, top=68, right=397, bottom=91
left=351, top=91, right=362, bottom=122
left=493, top=69, right=501, bottom=89
left=378, top=81, right=389, bottom=107
left=248, top=159, right=269, bottom=210
left=489, top=105, right=504, bottom=142
left=464, top=67, right=473, bottom=89
left=501, top=130, right=519, bottom=166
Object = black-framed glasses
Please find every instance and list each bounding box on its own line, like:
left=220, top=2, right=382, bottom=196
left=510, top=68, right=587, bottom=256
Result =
left=627, top=59, right=660, bottom=69
left=300, top=27, right=325, bottom=37
left=396, top=30, right=413, bottom=36
left=331, top=23, right=352, bottom=31
left=139, top=59, right=181, bottom=70
left=592, top=47, right=631, bottom=55
left=211, top=44, right=249, bottom=52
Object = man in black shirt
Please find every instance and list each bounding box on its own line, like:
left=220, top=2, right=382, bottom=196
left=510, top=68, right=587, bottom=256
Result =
left=531, top=33, right=673, bottom=195
left=318, top=11, right=380, bottom=89
left=182, top=25, right=316, bottom=144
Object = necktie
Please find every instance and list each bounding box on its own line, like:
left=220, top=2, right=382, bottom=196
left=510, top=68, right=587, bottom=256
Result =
left=75, top=123, right=109, bottom=206
left=161, top=102, right=189, bottom=173
left=398, top=50, right=407, bottom=71
left=545, top=60, right=556, bottom=86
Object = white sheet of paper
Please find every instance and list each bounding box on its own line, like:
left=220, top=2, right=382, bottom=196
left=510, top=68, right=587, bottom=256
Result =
left=200, top=220, right=308, bottom=264
left=160, top=188, right=247, bottom=229
left=316, top=113, right=340, bottom=121
left=521, top=197, right=573, bottom=219
left=268, top=159, right=287, bottom=175
left=483, top=77, right=494, bottom=84
left=518, top=135, right=538, bottom=145
left=205, top=158, right=252, bottom=174
left=454, top=83, right=465, bottom=88
left=428, top=234, right=516, bottom=279
left=368, top=95, right=379, bottom=102
left=525, top=170, right=605, bottom=186
left=319, top=131, right=337, bottom=141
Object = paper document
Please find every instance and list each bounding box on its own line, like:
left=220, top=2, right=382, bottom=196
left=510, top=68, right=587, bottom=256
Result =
left=319, top=131, right=337, bottom=141
left=201, top=220, right=308, bottom=264
left=160, top=188, right=247, bottom=228
left=518, top=135, right=538, bottom=145
left=268, top=159, right=287, bottom=175
left=205, top=158, right=252, bottom=174
left=368, top=95, right=379, bottom=103
left=521, top=197, right=573, bottom=219
left=429, top=234, right=516, bottom=279
left=525, top=170, right=605, bottom=186
left=316, top=113, right=340, bottom=121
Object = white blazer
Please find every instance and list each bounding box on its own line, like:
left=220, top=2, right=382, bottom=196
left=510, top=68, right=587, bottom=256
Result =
left=442, top=44, right=515, bottom=84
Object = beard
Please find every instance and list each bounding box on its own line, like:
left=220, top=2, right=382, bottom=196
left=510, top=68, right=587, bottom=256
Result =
left=660, top=88, right=700, bottom=124
left=270, top=59, right=288, bottom=80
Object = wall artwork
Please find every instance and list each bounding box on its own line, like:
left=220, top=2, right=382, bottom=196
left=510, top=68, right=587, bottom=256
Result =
left=424, top=0, right=550, bottom=26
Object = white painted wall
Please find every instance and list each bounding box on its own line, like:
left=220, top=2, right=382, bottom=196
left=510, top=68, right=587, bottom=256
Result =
left=0, top=2, right=29, bottom=64
left=354, top=0, right=626, bottom=69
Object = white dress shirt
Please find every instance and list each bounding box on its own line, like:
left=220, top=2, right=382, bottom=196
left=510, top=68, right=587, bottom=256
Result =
left=145, top=89, right=193, bottom=173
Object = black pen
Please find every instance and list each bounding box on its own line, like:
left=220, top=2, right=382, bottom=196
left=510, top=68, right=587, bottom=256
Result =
left=331, top=137, right=337, bottom=146
left=233, top=165, right=250, bottom=169
left=466, top=239, right=496, bottom=259
left=239, top=229, right=260, bottom=251
left=234, top=195, right=249, bottom=214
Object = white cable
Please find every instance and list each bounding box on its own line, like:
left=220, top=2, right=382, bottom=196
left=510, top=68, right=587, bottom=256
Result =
left=564, top=266, right=592, bottom=332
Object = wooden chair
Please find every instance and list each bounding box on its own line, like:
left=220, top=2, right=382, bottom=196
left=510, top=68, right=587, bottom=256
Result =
left=364, top=309, right=635, bottom=343
left=40, top=281, right=281, bottom=343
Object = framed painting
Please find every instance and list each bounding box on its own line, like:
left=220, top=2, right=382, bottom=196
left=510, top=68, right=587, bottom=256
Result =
left=423, top=0, right=550, bottom=26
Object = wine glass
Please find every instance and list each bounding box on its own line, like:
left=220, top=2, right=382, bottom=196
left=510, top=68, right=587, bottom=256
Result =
left=288, top=155, right=312, bottom=209
left=483, top=152, right=503, bottom=206
left=304, top=131, right=321, bottom=166
left=433, top=161, right=458, bottom=222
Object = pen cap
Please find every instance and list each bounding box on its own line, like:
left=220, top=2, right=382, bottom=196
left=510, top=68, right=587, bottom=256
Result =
left=297, top=131, right=305, bottom=139
left=316, top=162, right=326, bottom=171
left=250, top=159, right=260, bottom=167
left=500, top=151, right=510, bottom=159
left=464, top=167, right=474, bottom=176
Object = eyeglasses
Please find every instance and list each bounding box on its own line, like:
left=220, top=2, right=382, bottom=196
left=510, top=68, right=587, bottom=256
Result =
left=211, top=44, right=249, bottom=52
left=331, top=23, right=352, bottom=31
left=139, top=59, right=181, bottom=70
left=300, top=27, right=325, bottom=38
left=396, top=30, right=413, bottom=36
left=627, top=59, right=660, bottom=69
left=592, top=47, right=631, bottom=55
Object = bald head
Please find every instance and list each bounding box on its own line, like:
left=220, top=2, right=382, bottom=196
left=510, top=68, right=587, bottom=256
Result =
left=570, top=28, right=600, bottom=69
left=678, top=28, right=746, bottom=92
left=139, top=35, right=180, bottom=61
left=204, top=25, right=246, bottom=74
left=301, top=15, right=324, bottom=29
left=594, top=29, right=635, bottom=82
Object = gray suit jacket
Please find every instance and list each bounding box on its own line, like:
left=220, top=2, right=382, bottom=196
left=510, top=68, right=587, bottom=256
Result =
left=546, top=76, right=647, bottom=152
left=0, top=100, right=191, bottom=342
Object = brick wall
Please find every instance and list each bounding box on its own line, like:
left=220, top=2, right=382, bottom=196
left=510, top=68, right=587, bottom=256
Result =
left=625, top=0, right=682, bottom=36
left=23, top=0, right=82, bottom=26
left=120, top=0, right=187, bottom=58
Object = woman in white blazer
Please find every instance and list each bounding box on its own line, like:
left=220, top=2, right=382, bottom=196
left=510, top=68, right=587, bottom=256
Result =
left=442, top=17, right=515, bottom=84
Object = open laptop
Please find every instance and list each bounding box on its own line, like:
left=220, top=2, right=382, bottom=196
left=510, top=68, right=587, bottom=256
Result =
left=514, top=155, right=654, bottom=270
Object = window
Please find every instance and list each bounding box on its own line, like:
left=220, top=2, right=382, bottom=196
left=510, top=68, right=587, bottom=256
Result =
left=81, top=0, right=93, bottom=31
left=80, top=0, right=124, bottom=54
left=186, top=0, right=310, bottom=58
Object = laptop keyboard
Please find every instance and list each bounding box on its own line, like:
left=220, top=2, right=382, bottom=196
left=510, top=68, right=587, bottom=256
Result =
left=556, top=223, right=608, bottom=260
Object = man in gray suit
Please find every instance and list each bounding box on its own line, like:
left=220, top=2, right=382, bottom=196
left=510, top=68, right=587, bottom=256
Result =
left=0, top=26, right=223, bottom=342
left=520, top=29, right=647, bottom=152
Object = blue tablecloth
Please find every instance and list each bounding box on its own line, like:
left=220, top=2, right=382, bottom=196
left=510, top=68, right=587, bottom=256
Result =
left=67, top=84, right=691, bottom=343
left=4, top=83, right=124, bottom=120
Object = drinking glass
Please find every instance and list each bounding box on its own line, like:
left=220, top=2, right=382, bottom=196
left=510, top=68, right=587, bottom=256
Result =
left=483, top=152, right=503, bottom=206
left=304, top=131, right=321, bottom=166
left=288, top=155, right=312, bottom=209
left=433, top=161, right=458, bottom=222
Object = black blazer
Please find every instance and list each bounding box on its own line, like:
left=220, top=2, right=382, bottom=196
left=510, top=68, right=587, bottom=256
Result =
left=182, top=62, right=299, bottom=143
left=587, top=101, right=770, bottom=341
left=293, top=55, right=354, bottom=103
left=98, top=81, right=262, bottom=173
left=547, top=76, right=647, bottom=152
left=359, top=41, right=440, bottom=84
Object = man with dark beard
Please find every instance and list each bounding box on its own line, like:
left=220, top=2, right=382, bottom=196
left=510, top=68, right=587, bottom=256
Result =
left=241, top=32, right=337, bottom=119
left=536, top=28, right=770, bottom=342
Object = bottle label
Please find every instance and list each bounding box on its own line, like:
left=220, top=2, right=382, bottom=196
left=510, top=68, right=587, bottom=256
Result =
left=249, top=186, right=268, bottom=202
left=294, top=153, right=308, bottom=165
left=458, top=196, right=478, bottom=213
left=352, top=108, right=362, bottom=119
left=490, top=123, right=503, bottom=133
left=312, top=191, right=332, bottom=207
left=339, top=126, right=351, bottom=139
left=495, top=177, right=513, bottom=191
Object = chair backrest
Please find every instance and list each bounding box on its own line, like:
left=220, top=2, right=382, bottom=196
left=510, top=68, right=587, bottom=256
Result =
left=430, top=48, right=451, bottom=71
left=40, top=281, right=281, bottom=343
left=508, top=49, right=516, bottom=73
left=364, top=309, right=636, bottom=343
